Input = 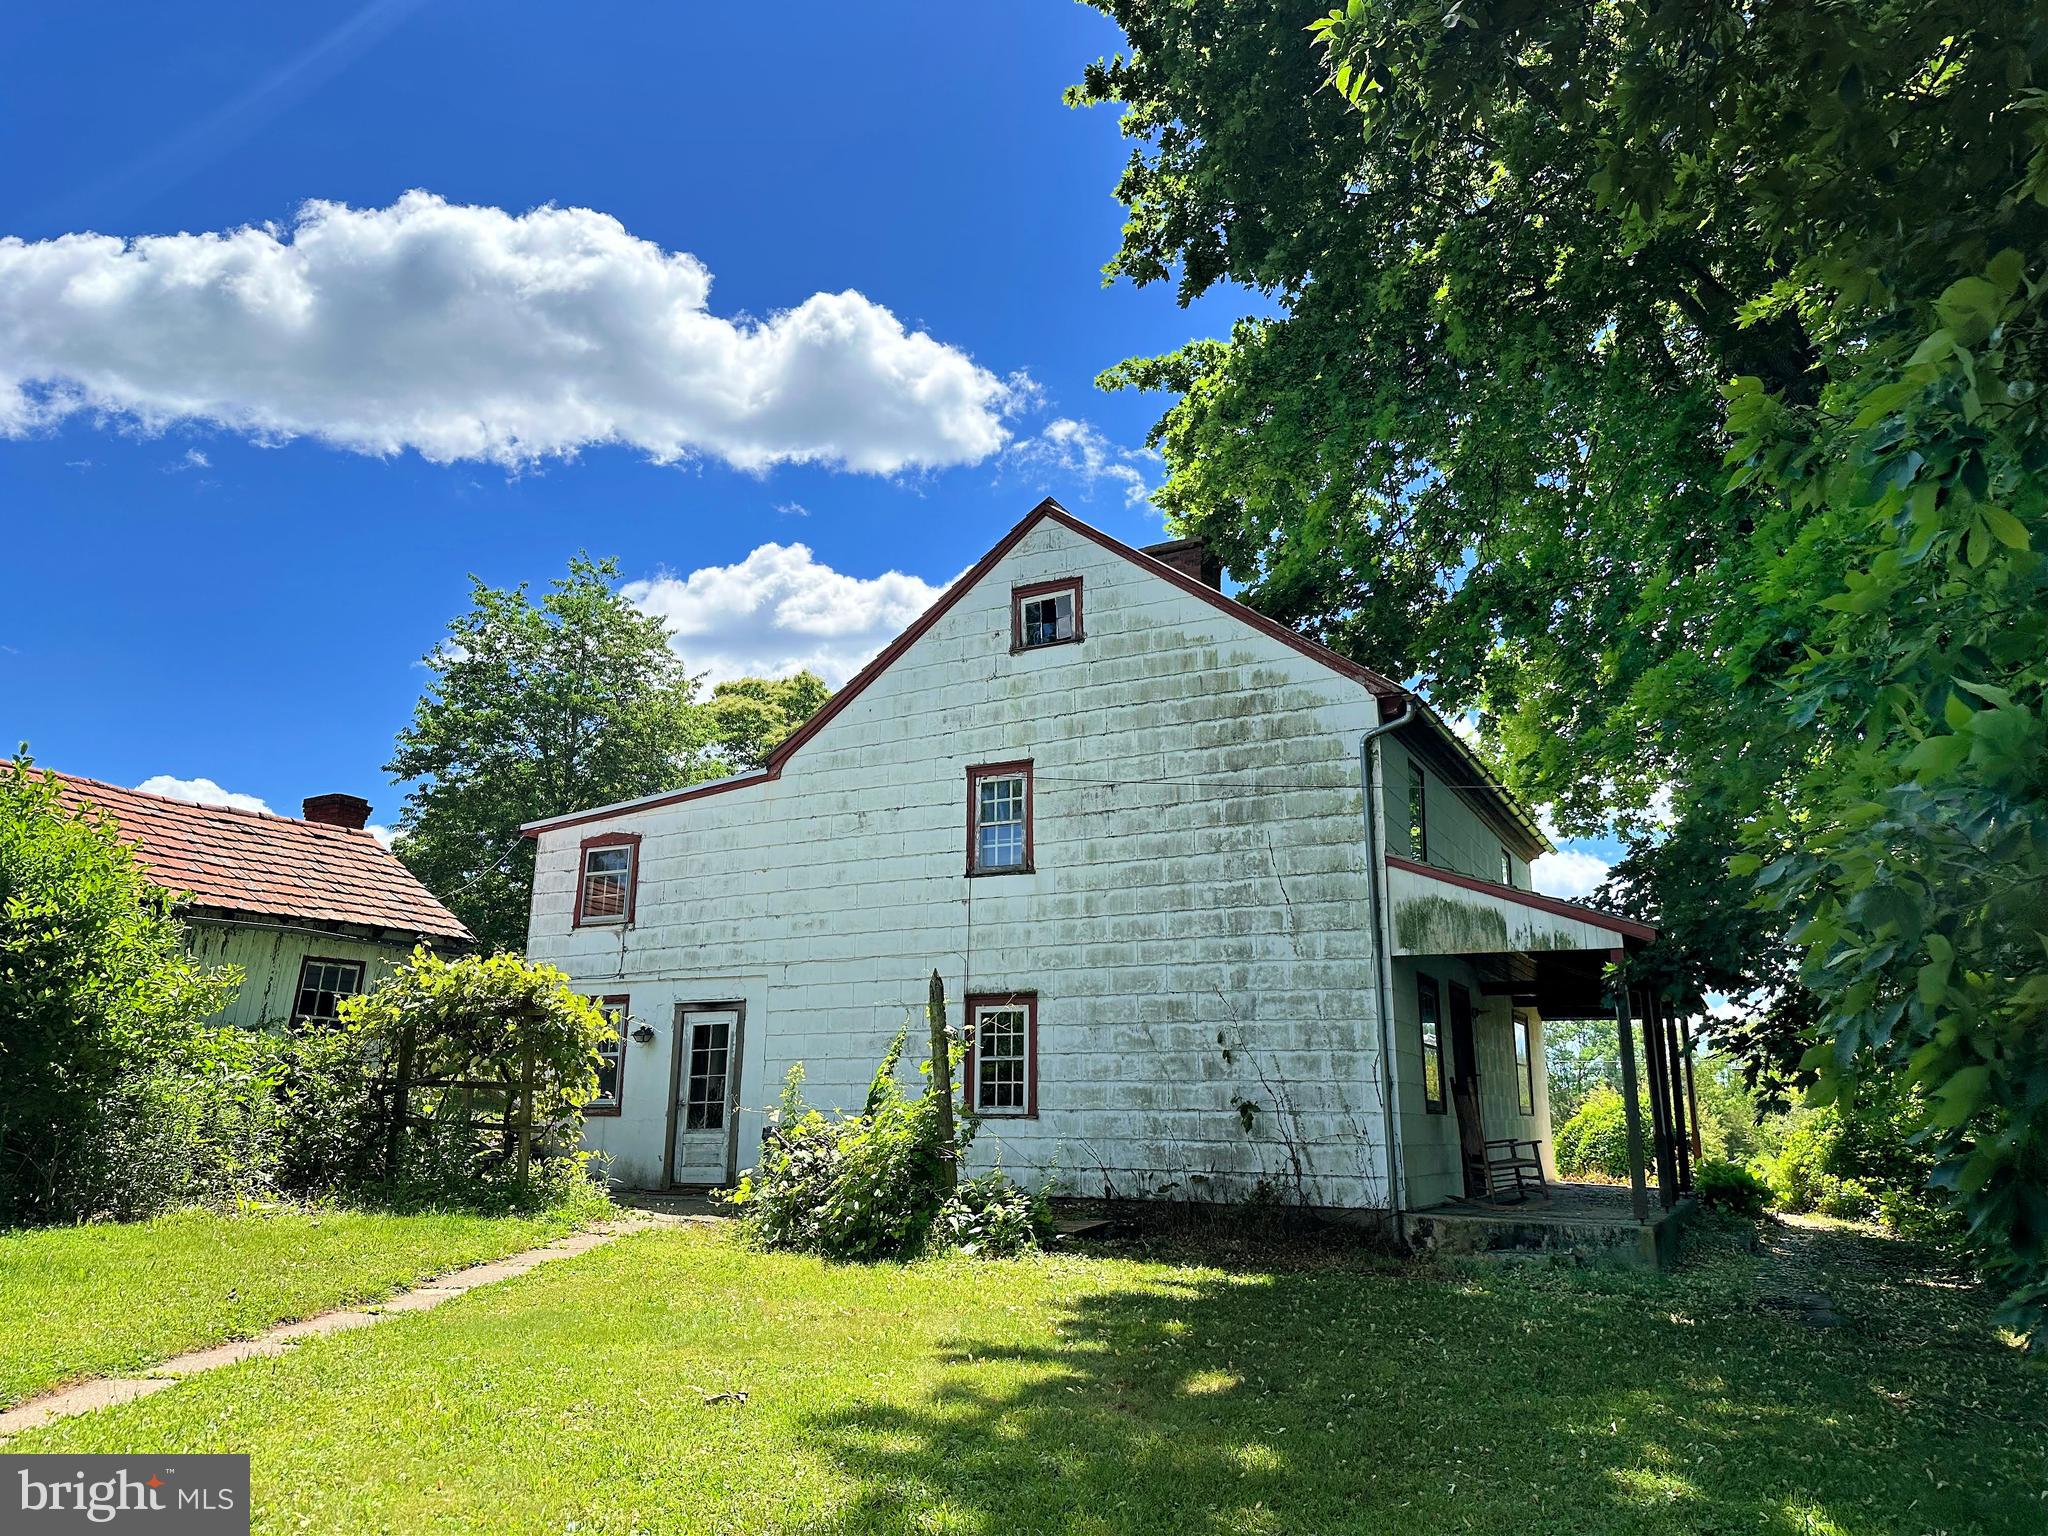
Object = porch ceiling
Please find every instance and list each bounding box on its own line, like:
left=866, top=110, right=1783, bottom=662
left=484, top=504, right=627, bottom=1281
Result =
left=1386, top=855, right=1655, bottom=963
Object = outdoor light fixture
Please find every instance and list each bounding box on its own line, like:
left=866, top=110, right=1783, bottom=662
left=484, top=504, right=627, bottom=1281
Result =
left=631, top=1021, right=655, bottom=1044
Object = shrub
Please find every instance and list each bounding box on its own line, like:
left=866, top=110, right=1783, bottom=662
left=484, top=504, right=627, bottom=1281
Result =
left=938, top=1172, right=1054, bottom=1258
left=726, top=1028, right=1046, bottom=1262
left=1693, top=1158, right=1770, bottom=1217
left=1554, top=1086, right=1634, bottom=1181
left=0, top=758, right=242, bottom=1224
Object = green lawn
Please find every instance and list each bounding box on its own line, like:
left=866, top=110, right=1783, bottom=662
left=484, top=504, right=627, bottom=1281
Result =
left=0, top=1202, right=597, bottom=1407
left=13, top=1219, right=2044, bottom=1535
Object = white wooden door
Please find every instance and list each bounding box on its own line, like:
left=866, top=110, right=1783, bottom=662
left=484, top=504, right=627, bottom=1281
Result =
left=671, top=1008, right=738, bottom=1185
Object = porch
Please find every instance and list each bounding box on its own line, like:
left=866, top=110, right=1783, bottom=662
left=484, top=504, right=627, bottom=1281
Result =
left=1408, top=1180, right=1693, bottom=1268
left=1386, top=855, right=1704, bottom=1259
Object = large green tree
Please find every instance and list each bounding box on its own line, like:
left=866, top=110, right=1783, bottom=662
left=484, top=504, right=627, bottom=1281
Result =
left=388, top=557, right=713, bottom=951
left=390, top=559, right=832, bottom=951
left=1076, top=1, right=2047, bottom=1331
left=703, top=672, right=831, bottom=772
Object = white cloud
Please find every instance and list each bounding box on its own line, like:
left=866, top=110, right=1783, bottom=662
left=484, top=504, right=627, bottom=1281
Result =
left=136, top=774, right=272, bottom=815
left=623, top=543, right=946, bottom=689
left=0, top=192, right=1017, bottom=473
left=1531, top=845, right=1612, bottom=901
left=1006, top=417, right=1154, bottom=507
left=367, top=824, right=396, bottom=849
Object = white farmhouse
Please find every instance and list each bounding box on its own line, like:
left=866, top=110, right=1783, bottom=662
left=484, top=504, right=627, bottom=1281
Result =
left=524, top=500, right=1695, bottom=1225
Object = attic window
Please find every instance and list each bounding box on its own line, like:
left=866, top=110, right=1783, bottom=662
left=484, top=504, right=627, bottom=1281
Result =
left=576, top=833, right=641, bottom=927
left=1012, top=579, right=1082, bottom=650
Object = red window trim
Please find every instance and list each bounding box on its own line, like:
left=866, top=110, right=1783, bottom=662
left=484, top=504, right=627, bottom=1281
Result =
left=574, top=831, right=642, bottom=928
left=966, top=760, right=1034, bottom=876
left=587, top=993, right=630, bottom=1116
left=963, top=991, right=1038, bottom=1118
left=1011, top=577, right=1084, bottom=651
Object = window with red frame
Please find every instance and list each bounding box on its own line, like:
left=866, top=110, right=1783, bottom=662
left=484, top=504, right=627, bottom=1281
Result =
left=576, top=834, right=639, bottom=925
left=967, top=762, right=1032, bottom=874
left=588, top=995, right=628, bottom=1113
left=1012, top=579, right=1082, bottom=650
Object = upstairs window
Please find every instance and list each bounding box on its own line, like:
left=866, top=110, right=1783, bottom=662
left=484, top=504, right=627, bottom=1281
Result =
left=1499, top=845, right=1515, bottom=888
left=1407, top=764, right=1429, bottom=863
left=295, top=957, right=365, bottom=1025
left=968, top=761, right=1032, bottom=874
left=966, top=993, right=1037, bottom=1116
left=589, top=995, right=628, bottom=1113
left=576, top=833, right=641, bottom=927
left=1011, top=579, right=1082, bottom=650
left=1417, top=973, right=1446, bottom=1113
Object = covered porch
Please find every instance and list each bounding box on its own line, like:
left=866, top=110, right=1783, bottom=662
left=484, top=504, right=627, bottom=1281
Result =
left=1386, top=855, right=1704, bottom=1258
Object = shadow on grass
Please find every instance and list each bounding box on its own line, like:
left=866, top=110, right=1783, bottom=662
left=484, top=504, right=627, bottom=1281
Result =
left=800, top=1226, right=2047, bottom=1536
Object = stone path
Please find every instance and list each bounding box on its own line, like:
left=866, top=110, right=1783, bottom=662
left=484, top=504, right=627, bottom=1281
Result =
left=0, top=1213, right=689, bottom=1441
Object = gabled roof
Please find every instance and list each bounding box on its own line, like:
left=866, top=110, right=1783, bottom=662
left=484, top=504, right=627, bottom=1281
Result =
left=31, top=770, right=471, bottom=944
left=521, top=498, right=1546, bottom=850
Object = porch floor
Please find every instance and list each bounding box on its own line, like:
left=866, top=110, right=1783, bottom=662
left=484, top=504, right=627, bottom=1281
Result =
left=1408, top=1181, right=1693, bottom=1268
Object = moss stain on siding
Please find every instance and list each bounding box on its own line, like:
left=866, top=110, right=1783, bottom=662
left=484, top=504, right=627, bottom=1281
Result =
left=1394, top=895, right=1511, bottom=954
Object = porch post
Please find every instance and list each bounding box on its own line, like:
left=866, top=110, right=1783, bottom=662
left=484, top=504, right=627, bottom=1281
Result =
left=1609, top=955, right=1651, bottom=1224
left=1681, top=1013, right=1705, bottom=1161
left=1639, top=989, right=1678, bottom=1208
left=1664, top=1004, right=1693, bottom=1192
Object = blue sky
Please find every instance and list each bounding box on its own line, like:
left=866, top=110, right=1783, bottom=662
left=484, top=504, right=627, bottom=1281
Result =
left=0, top=1, right=1616, bottom=893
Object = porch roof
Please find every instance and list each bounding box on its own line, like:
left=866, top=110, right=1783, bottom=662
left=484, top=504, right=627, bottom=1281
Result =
left=1386, top=854, right=1655, bottom=956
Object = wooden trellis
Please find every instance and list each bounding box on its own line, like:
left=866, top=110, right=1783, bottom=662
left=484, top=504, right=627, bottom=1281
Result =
left=374, top=1025, right=540, bottom=1185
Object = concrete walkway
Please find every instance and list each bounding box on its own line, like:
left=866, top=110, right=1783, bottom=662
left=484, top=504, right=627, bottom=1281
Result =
left=0, top=1213, right=687, bottom=1440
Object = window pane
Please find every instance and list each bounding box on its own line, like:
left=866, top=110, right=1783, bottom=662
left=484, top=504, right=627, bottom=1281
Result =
left=1019, top=587, right=1076, bottom=646
left=1514, top=1017, right=1534, bottom=1115
left=1417, top=977, right=1444, bottom=1111
left=587, top=847, right=629, bottom=874
left=685, top=1021, right=730, bottom=1130
left=1407, top=766, right=1428, bottom=862
left=591, top=1003, right=625, bottom=1103
left=975, top=1006, right=1028, bottom=1111
left=297, top=960, right=363, bottom=1022
left=973, top=775, right=1026, bottom=870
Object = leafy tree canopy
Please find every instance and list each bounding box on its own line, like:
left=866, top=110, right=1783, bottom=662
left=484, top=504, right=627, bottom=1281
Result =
left=387, top=555, right=711, bottom=951
left=389, top=557, right=830, bottom=951
left=1076, top=0, right=2048, bottom=1333
left=704, top=671, right=831, bottom=772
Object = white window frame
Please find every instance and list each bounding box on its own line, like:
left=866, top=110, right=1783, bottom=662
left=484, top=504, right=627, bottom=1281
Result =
left=969, top=996, right=1035, bottom=1117
left=967, top=763, right=1032, bottom=875
left=578, top=842, right=634, bottom=925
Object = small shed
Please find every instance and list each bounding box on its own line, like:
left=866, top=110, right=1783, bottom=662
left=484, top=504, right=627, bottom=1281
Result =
left=45, top=773, right=471, bottom=1027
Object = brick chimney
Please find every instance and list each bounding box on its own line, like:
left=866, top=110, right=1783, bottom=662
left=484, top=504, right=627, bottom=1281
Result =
left=302, top=793, right=372, bottom=830
left=1141, top=535, right=1223, bottom=590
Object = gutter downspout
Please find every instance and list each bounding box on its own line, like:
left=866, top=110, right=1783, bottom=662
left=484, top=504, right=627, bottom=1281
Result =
left=1362, top=698, right=1413, bottom=1245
